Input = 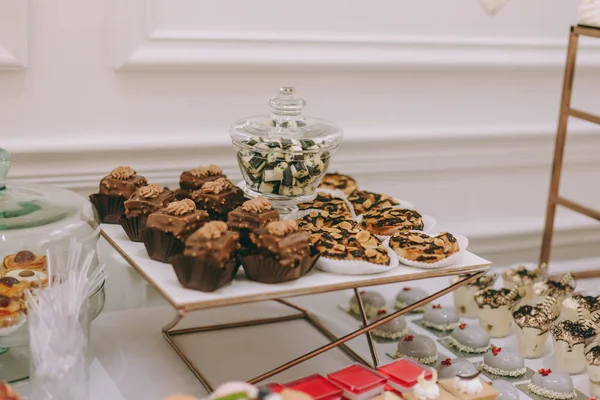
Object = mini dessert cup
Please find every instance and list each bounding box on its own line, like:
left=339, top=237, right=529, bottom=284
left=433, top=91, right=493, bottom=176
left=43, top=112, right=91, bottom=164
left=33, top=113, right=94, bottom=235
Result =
left=403, top=369, right=458, bottom=400
left=243, top=220, right=318, bottom=283
left=390, top=231, right=464, bottom=269
left=395, top=334, right=438, bottom=365
left=437, top=358, right=479, bottom=380
left=451, top=274, right=497, bottom=317
left=448, top=323, right=491, bottom=354
left=283, top=374, right=343, bottom=400
left=551, top=309, right=597, bottom=374
left=479, top=347, right=526, bottom=378
left=533, top=272, right=576, bottom=305
left=349, top=291, right=387, bottom=318
left=192, top=178, right=245, bottom=221
left=562, top=292, right=600, bottom=321
left=586, top=344, right=600, bottom=396
left=422, top=304, right=460, bottom=332
left=474, top=287, right=521, bottom=338
left=502, top=262, right=547, bottom=299
left=89, top=166, right=147, bottom=224
left=120, top=184, right=174, bottom=242
left=512, top=296, right=559, bottom=359
left=395, top=286, right=429, bottom=313
left=527, top=368, right=576, bottom=400
left=369, top=310, right=408, bottom=340
left=327, top=364, right=388, bottom=400
left=439, top=371, right=498, bottom=400
left=377, top=359, right=432, bottom=393
left=170, top=221, right=241, bottom=292
left=228, top=196, right=280, bottom=247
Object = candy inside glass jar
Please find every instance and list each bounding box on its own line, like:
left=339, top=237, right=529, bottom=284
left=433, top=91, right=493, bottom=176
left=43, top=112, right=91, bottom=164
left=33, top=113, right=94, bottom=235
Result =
left=230, top=87, right=343, bottom=214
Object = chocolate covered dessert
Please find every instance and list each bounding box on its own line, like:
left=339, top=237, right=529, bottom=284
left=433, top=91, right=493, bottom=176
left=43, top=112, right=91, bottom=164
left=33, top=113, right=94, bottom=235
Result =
left=142, top=199, right=209, bottom=263
left=512, top=296, right=559, bottom=358
left=227, top=196, right=279, bottom=246
left=120, top=184, right=174, bottom=242
left=347, top=190, right=400, bottom=216
left=192, top=178, right=244, bottom=221
left=90, top=166, right=147, bottom=224
left=451, top=274, right=497, bottom=317
left=527, top=369, right=576, bottom=399
left=318, top=172, right=358, bottom=195
left=480, top=347, right=526, bottom=378
left=360, top=207, right=424, bottom=237
left=349, top=290, right=386, bottom=318
left=448, top=323, right=491, bottom=354
left=396, top=334, right=438, bottom=365
left=551, top=318, right=597, bottom=374
left=390, top=231, right=459, bottom=265
left=422, top=304, right=460, bottom=332
left=180, top=164, right=226, bottom=193
left=298, top=192, right=352, bottom=216
left=243, top=220, right=317, bottom=283
left=395, top=287, right=429, bottom=313
left=3, top=250, right=46, bottom=271
left=474, top=287, right=521, bottom=338
left=369, top=310, right=408, bottom=340
left=171, top=221, right=241, bottom=292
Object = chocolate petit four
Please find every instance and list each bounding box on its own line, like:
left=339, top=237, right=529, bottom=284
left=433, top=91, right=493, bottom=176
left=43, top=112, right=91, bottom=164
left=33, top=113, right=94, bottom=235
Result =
left=512, top=296, right=559, bottom=359
left=390, top=231, right=459, bottom=265
left=533, top=272, right=576, bottom=303
left=562, top=293, right=600, bottom=321
left=527, top=368, right=576, bottom=400
left=474, top=287, right=521, bottom=338
left=179, top=164, right=226, bottom=195
left=319, top=172, right=358, bottom=196
left=192, top=178, right=245, bottom=221
left=142, top=199, right=209, bottom=263
left=171, top=221, right=241, bottom=292
left=479, top=347, right=526, bottom=378
left=502, top=262, right=547, bottom=299
left=120, top=184, right=174, bottom=242
left=451, top=274, right=497, bottom=318
left=90, top=166, right=147, bottom=224
left=586, top=345, right=600, bottom=396
left=491, top=381, right=519, bottom=400
left=347, top=190, right=400, bottom=216
left=298, top=192, right=352, bottom=216
left=360, top=207, right=424, bottom=237
left=439, top=371, right=498, bottom=400
left=0, top=294, right=22, bottom=329
left=349, top=291, right=387, bottom=318
left=227, top=196, right=279, bottom=246
left=396, top=334, right=438, bottom=365
left=404, top=369, right=457, bottom=400
left=243, top=220, right=317, bottom=283
left=422, top=304, right=460, bottom=332
left=551, top=318, right=597, bottom=374
left=437, top=358, right=479, bottom=380
left=395, top=287, right=429, bottom=313
left=448, top=323, right=491, bottom=354
left=369, top=310, right=408, bottom=340
left=3, top=250, right=46, bottom=271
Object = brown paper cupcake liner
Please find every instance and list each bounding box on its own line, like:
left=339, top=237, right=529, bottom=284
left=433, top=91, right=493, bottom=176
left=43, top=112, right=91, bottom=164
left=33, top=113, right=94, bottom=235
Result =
left=170, top=254, right=240, bottom=292
left=141, top=227, right=185, bottom=263
left=241, top=248, right=319, bottom=284
left=89, top=193, right=125, bottom=224
left=118, top=214, right=148, bottom=243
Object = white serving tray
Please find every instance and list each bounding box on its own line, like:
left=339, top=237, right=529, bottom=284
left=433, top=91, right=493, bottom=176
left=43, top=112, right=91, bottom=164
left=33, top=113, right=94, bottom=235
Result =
left=101, top=224, right=491, bottom=312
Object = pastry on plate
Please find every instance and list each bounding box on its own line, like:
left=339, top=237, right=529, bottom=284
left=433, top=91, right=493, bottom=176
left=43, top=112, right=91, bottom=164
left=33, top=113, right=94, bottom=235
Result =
left=318, top=172, right=358, bottom=195
left=297, top=210, right=358, bottom=235
left=228, top=196, right=279, bottom=246
left=142, top=199, right=210, bottom=263
left=439, top=371, right=498, bottom=400
left=390, top=231, right=459, bottom=265
left=360, top=207, right=424, bottom=236
left=551, top=319, right=597, bottom=374
left=3, top=250, right=46, bottom=271
left=448, top=323, right=491, bottom=354
left=2, top=268, right=48, bottom=289
left=533, top=272, right=576, bottom=303
left=527, top=368, right=576, bottom=399
left=192, top=178, right=245, bottom=221
left=437, top=358, right=478, bottom=380
left=0, top=294, right=22, bottom=329
left=243, top=220, right=317, bottom=283
left=395, top=287, right=429, bottom=313
left=422, top=304, right=460, bottom=332
left=479, top=347, right=526, bottom=378
left=347, top=190, right=400, bottom=216
left=178, top=164, right=226, bottom=198
left=369, top=310, right=408, bottom=340
left=171, top=221, right=241, bottom=292
left=512, top=296, right=559, bottom=359
left=502, top=262, right=547, bottom=299
left=395, top=334, right=438, bottom=365
left=297, top=192, right=352, bottom=216
left=312, top=228, right=390, bottom=266
left=451, top=274, right=497, bottom=318
left=349, top=291, right=386, bottom=318
left=562, top=293, right=600, bottom=321
left=474, top=287, right=521, bottom=338
left=120, top=184, right=175, bottom=242
left=89, top=166, right=147, bottom=224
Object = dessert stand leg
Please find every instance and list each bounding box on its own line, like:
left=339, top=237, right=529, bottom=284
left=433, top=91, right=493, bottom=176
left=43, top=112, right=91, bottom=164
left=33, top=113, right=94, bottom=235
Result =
left=353, top=288, right=379, bottom=368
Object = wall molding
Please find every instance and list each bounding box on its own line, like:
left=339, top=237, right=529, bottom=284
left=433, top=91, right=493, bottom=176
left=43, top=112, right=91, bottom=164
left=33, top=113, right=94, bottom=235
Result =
left=0, top=0, right=28, bottom=70
left=111, top=0, right=600, bottom=71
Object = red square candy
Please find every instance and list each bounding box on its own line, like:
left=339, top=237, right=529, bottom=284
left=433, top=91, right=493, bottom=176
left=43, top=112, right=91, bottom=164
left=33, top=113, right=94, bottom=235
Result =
left=328, top=364, right=388, bottom=394
left=377, top=360, right=431, bottom=388
left=283, top=374, right=343, bottom=400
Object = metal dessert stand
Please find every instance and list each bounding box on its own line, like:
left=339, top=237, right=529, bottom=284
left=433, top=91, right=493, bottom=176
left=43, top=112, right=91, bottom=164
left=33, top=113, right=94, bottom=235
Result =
left=101, top=224, right=490, bottom=392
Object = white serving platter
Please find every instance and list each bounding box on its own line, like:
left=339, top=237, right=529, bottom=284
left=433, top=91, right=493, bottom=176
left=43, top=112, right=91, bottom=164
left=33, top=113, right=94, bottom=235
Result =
left=101, top=224, right=491, bottom=312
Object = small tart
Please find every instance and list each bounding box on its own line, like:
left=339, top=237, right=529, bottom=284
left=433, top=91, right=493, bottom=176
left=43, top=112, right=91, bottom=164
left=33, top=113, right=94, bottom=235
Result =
left=390, top=231, right=459, bottom=264
left=298, top=192, right=352, bottom=216
left=3, top=250, right=47, bottom=271
left=313, top=229, right=390, bottom=265
left=297, top=210, right=358, bottom=234
left=3, top=269, right=48, bottom=288
left=360, top=207, right=424, bottom=236
left=347, top=189, right=400, bottom=215
left=318, top=172, right=358, bottom=195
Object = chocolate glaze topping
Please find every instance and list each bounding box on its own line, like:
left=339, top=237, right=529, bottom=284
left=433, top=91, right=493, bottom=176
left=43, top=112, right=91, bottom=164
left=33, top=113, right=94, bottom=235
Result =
left=586, top=345, right=600, bottom=366
left=513, top=304, right=558, bottom=330
left=551, top=320, right=596, bottom=346
left=475, top=288, right=521, bottom=308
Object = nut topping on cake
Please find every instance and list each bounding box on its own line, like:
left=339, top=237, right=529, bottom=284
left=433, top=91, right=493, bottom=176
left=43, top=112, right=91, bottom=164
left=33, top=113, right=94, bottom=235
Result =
left=201, top=178, right=234, bottom=194
left=166, top=199, right=196, bottom=216
left=194, top=221, right=229, bottom=240
left=190, top=164, right=222, bottom=178
left=266, top=220, right=298, bottom=236
left=110, top=166, right=136, bottom=180
left=138, top=184, right=164, bottom=199
left=241, top=196, right=272, bottom=213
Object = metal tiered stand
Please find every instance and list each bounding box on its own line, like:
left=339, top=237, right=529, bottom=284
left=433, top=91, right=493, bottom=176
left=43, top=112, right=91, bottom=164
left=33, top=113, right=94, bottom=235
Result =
left=101, top=224, right=491, bottom=392
left=541, top=24, right=600, bottom=279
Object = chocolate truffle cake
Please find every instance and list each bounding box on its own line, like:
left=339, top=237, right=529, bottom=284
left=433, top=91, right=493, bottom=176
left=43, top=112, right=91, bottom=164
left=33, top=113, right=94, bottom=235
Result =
left=347, top=189, right=400, bottom=216
left=318, top=172, right=358, bottom=195
left=390, top=231, right=459, bottom=265
left=192, top=178, right=245, bottom=221
left=360, top=207, right=424, bottom=236
left=396, top=334, right=438, bottom=365
left=228, top=196, right=279, bottom=245
left=90, top=166, right=147, bottom=223
left=120, top=184, right=174, bottom=242
left=349, top=291, right=386, bottom=318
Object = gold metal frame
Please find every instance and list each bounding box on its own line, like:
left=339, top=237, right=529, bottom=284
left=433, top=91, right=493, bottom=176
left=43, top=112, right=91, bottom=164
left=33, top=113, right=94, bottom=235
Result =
left=541, top=25, right=600, bottom=277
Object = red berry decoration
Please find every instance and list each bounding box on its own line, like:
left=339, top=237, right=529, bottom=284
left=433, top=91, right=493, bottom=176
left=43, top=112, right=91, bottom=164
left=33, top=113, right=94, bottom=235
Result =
left=432, top=304, right=442, bottom=309
left=404, top=335, right=415, bottom=341
left=459, top=323, right=467, bottom=330
left=538, top=369, right=552, bottom=377
left=403, top=287, right=412, bottom=291
left=359, top=290, right=366, bottom=295
left=377, top=309, right=387, bottom=316
left=441, top=358, right=452, bottom=366
left=492, top=347, right=502, bottom=356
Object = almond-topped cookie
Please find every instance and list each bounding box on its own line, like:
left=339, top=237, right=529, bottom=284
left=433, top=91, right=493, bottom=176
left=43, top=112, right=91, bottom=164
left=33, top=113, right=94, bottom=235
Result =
left=314, top=229, right=390, bottom=265
left=297, top=210, right=359, bottom=233
left=318, top=172, right=358, bottom=195
left=390, top=231, right=459, bottom=264
left=297, top=192, right=352, bottom=216
left=347, top=189, right=400, bottom=215
left=359, top=207, right=424, bottom=236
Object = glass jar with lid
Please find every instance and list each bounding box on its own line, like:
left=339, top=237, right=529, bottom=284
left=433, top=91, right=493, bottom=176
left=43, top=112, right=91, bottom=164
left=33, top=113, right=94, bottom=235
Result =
left=230, top=87, right=343, bottom=214
left=0, top=147, right=105, bottom=383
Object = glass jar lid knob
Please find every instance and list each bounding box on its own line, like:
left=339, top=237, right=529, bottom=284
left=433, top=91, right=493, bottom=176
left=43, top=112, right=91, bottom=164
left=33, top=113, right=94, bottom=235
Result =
left=269, top=87, right=307, bottom=119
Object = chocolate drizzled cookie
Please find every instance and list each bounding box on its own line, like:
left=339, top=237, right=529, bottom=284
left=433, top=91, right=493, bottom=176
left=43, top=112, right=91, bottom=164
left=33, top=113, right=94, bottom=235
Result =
left=297, top=192, right=352, bottom=216
left=347, top=189, right=399, bottom=215
left=390, top=231, right=458, bottom=263
left=297, top=210, right=359, bottom=233
left=360, top=207, right=424, bottom=236
left=318, top=172, right=358, bottom=195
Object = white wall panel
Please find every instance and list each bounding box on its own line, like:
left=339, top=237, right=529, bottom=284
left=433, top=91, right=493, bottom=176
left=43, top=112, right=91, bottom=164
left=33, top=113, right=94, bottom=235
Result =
left=0, top=0, right=28, bottom=69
